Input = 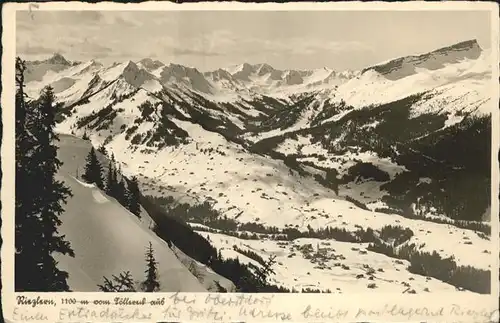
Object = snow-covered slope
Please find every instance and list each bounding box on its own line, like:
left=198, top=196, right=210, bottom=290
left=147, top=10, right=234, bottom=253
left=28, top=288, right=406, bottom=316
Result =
left=169, top=244, right=235, bottom=292
left=201, top=232, right=483, bottom=293
left=53, top=134, right=234, bottom=292
left=96, top=114, right=491, bottom=274
left=362, top=39, right=482, bottom=81
left=333, top=49, right=491, bottom=111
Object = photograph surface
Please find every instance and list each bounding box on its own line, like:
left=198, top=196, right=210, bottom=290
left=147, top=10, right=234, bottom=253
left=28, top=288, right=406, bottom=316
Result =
left=5, top=1, right=498, bottom=304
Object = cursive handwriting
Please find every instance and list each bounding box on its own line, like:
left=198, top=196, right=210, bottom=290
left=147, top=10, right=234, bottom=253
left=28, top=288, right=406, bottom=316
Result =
left=301, top=305, right=348, bottom=320
left=12, top=307, right=48, bottom=321
left=205, top=293, right=274, bottom=307
left=240, top=306, right=292, bottom=321
left=169, top=292, right=196, bottom=305
left=187, top=305, right=224, bottom=321
left=59, top=307, right=152, bottom=321
left=449, top=304, right=494, bottom=321
left=162, top=305, right=182, bottom=320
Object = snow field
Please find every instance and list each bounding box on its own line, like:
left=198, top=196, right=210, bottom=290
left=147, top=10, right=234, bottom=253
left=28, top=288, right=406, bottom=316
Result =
left=200, top=231, right=477, bottom=294
left=107, top=118, right=492, bottom=271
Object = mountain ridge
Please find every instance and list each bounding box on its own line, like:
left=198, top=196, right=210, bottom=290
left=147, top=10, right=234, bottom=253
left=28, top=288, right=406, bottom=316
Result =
left=24, top=38, right=485, bottom=97
left=362, top=39, right=483, bottom=81
left=38, top=39, right=481, bottom=70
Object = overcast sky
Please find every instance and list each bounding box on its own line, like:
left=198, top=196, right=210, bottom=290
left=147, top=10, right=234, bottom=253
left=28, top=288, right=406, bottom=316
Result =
left=16, top=10, right=492, bottom=71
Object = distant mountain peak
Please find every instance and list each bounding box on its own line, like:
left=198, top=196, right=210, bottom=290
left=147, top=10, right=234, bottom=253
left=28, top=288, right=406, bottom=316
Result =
left=159, top=63, right=213, bottom=94
left=138, top=58, right=165, bottom=71
left=123, top=60, right=138, bottom=69
left=256, top=63, right=276, bottom=76
left=139, top=57, right=163, bottom=65
left=205, top=68, right=233, bottom=78
left=45, top=53, right=71, bottom=65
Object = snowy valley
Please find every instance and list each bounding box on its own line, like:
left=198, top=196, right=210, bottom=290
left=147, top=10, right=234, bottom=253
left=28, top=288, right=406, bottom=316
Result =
left=20, top=38, right=493, bottom=294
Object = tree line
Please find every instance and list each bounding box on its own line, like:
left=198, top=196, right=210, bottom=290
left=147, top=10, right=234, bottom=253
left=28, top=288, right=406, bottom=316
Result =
left=80, top=146, right=141, bottom=218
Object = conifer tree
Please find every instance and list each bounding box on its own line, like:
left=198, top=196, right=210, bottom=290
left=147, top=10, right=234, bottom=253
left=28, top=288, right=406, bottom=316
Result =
left=127, top=176, right=141, bottom=217
left=15, top=57, right=41, bottom=291
left=82, top=147, right=104, bottom=189
left=116, top=177, right=128, bottom=206
left=112, top=164, right=129, bottom=207
left=98, top=271, right=136, bottom=292
left=15, top=58, right=74, bottom=291
left=254, top=255, right=276, bottom=286
left=33, top=86, right=75, bottom=290
left=141, top=242, right=160, bottom=292
left=82, top=131, right=89, bottom=140
left=106, top=161, right=116, bottom=196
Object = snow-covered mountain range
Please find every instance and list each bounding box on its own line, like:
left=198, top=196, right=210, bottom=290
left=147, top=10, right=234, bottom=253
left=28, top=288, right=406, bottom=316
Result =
left=24, top=39, right=492, bottom=143
left=22, top=38, right=494, bottom=293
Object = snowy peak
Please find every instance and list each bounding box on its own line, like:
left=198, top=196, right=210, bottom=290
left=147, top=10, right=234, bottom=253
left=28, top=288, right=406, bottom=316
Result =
left=122, top=60, right=141, bottom=75
left=231, top=63, right=258, bottom=82
left=256, top=63, right=276, bottom=76
left=121, top=61, right=158, bottom=88
left=158, top=63, right=214, bottom=94
left=74, top=59, right=103, bottom=76
left=204, top=68, right=234, bottom=81
left=137, top=58, right=165, bottom=72
left=99, top=60, right=156, bottom=89
left=203, top=68, right=251, bottom=93
left=363, top=39, right=483, bottom=80
left=221, top=62, right=357, bottom=92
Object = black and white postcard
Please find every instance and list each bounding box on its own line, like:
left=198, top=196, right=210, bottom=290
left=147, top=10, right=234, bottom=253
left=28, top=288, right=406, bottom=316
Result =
left=1, top=2, right=499, bottom=322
